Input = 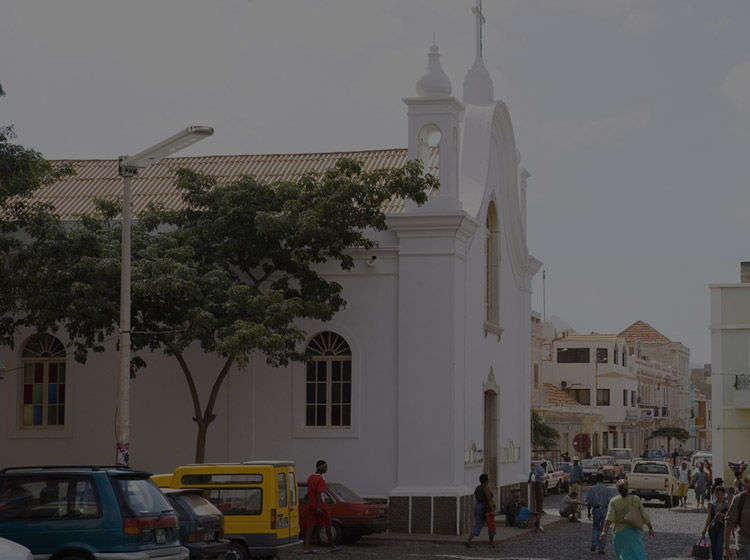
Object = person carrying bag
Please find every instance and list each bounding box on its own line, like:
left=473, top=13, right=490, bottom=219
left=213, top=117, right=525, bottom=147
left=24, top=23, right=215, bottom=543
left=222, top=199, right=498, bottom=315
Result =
left=700, top=485, right=728, bottom=560
left=600, top=479, right=655, bottom=560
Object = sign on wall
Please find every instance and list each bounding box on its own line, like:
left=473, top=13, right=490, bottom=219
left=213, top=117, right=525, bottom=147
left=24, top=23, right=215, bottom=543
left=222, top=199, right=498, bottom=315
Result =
left=499, top=440, right=520, bottom=463
left=464, top=441, right=484, bottom=466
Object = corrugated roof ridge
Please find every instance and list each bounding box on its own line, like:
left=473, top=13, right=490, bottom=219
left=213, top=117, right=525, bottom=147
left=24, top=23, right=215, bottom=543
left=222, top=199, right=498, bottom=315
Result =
left=48, top=146, right=409, bottom=165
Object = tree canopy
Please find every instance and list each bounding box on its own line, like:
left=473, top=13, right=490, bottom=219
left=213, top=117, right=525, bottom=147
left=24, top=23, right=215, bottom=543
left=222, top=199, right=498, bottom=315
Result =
left=8, top=157, right=436, bottom=461
left=647, top=426, right=690, bottom=453
left=532, top=410, right=559, bottom=449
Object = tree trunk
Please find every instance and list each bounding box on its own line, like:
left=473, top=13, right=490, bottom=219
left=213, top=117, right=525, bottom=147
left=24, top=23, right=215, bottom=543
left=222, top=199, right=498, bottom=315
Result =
left=194, top=420, right=211, bottom=464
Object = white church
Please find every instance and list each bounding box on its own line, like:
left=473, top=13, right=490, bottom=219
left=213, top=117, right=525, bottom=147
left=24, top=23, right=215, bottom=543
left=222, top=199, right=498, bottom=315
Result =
left=0, top=5, right=540, bottom=535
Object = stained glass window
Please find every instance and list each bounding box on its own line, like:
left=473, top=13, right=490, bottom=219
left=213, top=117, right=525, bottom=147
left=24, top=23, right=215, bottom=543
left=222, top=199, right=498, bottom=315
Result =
left=305, top=332, right=352, bottom=428
left=21, top=334, right=66, bottom=428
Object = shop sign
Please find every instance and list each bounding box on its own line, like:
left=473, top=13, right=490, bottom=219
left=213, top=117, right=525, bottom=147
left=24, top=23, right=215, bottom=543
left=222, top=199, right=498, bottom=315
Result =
left=625, top=409, right=640, bottom=421
left=640, top=408, right=654, bottom=420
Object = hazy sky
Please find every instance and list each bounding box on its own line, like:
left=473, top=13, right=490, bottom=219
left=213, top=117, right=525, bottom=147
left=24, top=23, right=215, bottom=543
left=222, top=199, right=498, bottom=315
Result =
left=3, top=0, right=750, bottom=364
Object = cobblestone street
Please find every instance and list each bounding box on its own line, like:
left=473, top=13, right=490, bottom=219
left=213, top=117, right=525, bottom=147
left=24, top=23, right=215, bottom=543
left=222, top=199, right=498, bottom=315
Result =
left=281, top=488, right=708, bottom=560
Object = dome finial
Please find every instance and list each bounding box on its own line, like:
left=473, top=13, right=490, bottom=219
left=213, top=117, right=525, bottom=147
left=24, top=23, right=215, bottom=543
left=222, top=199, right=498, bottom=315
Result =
left=463, top=0, right=494, bottom=105
left=416, top=39, right=452, bottom=98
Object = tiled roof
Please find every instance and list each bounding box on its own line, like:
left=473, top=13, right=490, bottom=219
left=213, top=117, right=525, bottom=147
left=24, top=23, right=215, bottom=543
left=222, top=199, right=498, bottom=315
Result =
left=39, top=148, right=439, bottom=220
left=618, top=321, right=671, bottom=345
left=555, top=333, right=621, bottom=343
left=542, top=383, right=583, bottom=407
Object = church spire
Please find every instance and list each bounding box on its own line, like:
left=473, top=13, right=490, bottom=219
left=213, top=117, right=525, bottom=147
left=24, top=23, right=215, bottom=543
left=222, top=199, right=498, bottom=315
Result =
left=462, top=0, right=494, bottom=106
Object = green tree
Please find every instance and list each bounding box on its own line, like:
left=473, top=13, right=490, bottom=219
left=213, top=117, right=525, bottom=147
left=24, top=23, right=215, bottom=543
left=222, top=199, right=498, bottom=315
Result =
left=647, top=426, right=690, bottom=453
left=532, top=410, right=559, bottom=449
left=23, top=158, right=436, bottom=462
left=0, top=85, right=74, bottom=348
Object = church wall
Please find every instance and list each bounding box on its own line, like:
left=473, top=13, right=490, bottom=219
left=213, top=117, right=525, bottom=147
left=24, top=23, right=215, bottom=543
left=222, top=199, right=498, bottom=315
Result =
left=0, top=332, right=241, bottom=474
left=246, top=254, right=400, bottom=499
left=463, top=196, right=531, bottom=502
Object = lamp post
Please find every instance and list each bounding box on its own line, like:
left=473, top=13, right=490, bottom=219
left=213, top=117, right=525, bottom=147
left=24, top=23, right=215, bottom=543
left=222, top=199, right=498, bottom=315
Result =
left=116, top=125, right=214, bottom=466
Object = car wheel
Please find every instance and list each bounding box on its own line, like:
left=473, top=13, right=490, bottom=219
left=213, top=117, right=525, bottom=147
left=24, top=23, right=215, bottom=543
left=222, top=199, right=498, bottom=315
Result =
left=226, top=541, right=250, bottom=560
left=664, top=495, right=672, bottom=508
left=317, top=523, right=343, bottom=546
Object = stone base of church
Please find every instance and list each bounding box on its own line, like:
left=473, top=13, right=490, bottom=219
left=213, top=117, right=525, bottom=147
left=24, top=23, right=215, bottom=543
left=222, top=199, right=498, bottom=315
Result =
left=387, top=483, right=526, bottom=535
left=388, top=494, right=472, bottom=535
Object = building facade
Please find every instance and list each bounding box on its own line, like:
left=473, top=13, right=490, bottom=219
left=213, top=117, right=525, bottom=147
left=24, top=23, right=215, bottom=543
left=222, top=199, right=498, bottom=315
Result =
left=710, top=262, right=750, bottom=484
left=0, top=11, right=540, bottom=536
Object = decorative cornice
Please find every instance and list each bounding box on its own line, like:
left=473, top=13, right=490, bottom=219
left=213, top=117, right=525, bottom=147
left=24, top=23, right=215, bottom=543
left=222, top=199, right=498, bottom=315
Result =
left=387, top=212, right=479, bottom=242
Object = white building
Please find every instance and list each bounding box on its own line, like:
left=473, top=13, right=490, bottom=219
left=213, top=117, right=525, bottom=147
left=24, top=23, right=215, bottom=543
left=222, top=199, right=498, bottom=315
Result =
left=710, top=262, right=750, bottom=484
left=545, top=333, right=639, bottom=456
left=0, top=6, right=540, bottom=535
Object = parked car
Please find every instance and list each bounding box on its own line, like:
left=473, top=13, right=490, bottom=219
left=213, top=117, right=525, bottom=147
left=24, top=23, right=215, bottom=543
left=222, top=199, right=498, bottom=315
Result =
left=152, top=461, right=301, bottom=559
left=608, top=448, right=634, bottom=473
left=594, top=456, right=625, bottom=482
left=298, top=482, right=388, bottom=544
left=626, top=460, right=678, bottom=507
left=531, top=460, right=568, bottom=494
left=0, top=537, right=32, bottom=560
left=162, top=489, right=228, bottom=560
left=0, top=465, right=188, bottom=560
left=580, top=459, right=603, bottom=483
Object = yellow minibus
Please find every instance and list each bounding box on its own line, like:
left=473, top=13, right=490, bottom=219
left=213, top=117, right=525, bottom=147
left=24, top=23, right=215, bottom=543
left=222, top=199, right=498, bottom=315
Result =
left=153, top=461, right=300, bottom=559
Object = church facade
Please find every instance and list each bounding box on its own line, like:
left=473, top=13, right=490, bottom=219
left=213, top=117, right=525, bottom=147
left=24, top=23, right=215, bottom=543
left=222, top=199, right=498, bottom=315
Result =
left=0, top=9, right=540, bottom=535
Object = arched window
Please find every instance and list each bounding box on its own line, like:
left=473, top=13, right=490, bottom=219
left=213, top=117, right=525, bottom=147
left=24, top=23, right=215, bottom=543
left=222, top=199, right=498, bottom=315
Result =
left=21, top=333, right=66, bottom=428
left=305, top=332, right=352, bottom=428
left=485, top=201, right=500, bottom=326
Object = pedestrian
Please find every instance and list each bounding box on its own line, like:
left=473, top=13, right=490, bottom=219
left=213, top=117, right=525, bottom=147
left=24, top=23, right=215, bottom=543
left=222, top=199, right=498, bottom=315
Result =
left=302, top=460, right=341, bottom=554
left=466, top=474, right=496, bottom=548
left=724, top=471, right=750, bottom=560
left=600, top=479, right=655, bottom=560
left=694, top=463, right=710, bottom=510
left=529, top=461, right=547, bottom=532
left=559, top=489, right=582, bottom=522
left=570, top=458, right=583, bottom=505
left=677, top=462, right=691, bottom=507
left=701, top=485, right=728, bottom=560
left=586, top=473, right=613, bottom=555
left=671, top=448, right=679, bottom=467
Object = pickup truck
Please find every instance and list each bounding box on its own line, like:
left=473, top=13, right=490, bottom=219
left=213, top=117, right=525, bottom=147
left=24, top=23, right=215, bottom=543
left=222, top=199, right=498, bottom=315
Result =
left=531, top=460, right=569, bottom=494
left=626, top=460, right=678, bottom=507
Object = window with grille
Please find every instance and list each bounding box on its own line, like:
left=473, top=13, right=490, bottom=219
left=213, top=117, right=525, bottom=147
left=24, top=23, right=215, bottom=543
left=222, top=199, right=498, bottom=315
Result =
left=305, top=332, right=352, bottom=428
left=20, top=334, right=66, bottom=428
left=596, top=348, right=608, bottom=364
left=485, top=201, right=499, bottom=326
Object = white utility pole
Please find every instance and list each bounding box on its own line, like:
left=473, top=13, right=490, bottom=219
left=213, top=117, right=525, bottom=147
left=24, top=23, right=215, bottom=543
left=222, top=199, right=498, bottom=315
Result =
left=116, top=125, right=214, bottom=466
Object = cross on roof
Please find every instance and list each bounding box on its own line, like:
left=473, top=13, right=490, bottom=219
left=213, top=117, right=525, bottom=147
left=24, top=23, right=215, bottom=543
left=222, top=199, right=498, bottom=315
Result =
left=472, top=0, right=485, bottom=61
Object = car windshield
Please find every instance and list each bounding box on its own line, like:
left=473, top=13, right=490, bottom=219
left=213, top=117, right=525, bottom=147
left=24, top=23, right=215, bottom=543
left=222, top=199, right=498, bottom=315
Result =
left=328, top=483, right=363, bottom=503
left=610, top=450, right=631, bottom=460
left=582, top=460, right=600, bottom=468
left=112, top=476, right=173, bottom=516
left=173, top=492, right=221, bottom=517
left=646, top=450, right=663, bottom=457
left=597, top=457, right=614, bottom=465
left=633, top=463, right=668, bottom=474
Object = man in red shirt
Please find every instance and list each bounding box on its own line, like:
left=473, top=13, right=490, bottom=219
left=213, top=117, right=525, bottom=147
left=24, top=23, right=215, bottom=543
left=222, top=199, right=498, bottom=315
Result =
left=303, top=460, right=341, bottom=553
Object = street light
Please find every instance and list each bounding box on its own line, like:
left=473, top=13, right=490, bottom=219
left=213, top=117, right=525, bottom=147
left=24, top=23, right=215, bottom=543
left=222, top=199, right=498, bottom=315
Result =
left=116, top=125, right=214, bottom=466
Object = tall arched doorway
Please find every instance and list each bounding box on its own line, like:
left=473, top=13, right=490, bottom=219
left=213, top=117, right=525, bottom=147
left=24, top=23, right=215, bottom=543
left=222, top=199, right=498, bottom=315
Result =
left=483, top=389, right=498, bottom=489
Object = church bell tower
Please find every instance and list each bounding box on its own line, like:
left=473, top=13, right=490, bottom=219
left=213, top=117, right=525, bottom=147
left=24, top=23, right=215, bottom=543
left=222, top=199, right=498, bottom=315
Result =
left=403, top=40, right=464, bottom=212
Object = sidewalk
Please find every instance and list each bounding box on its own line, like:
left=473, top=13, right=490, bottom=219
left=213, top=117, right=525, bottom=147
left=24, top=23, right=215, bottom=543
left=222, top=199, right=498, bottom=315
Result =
left=368, top=510, right=566, bottom=545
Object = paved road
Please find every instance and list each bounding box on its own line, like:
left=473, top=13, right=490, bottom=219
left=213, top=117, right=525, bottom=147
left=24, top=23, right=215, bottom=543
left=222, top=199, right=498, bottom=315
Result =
left=281, top=487, right=708, bottom=560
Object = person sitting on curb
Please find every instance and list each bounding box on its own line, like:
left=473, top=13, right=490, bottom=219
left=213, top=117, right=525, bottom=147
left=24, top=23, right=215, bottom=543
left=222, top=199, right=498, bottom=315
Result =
left=503, top=491, right=522, bottom=527
left=559, top=489, right=582, bottom=522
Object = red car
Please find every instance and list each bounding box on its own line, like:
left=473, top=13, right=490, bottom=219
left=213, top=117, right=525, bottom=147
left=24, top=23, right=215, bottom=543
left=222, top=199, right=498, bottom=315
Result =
left=298, top=482, right=388, bottom=545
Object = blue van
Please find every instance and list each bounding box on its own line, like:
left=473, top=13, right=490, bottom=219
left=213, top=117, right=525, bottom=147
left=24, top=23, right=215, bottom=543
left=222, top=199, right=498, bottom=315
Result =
left=0, top=465, right=188, bottom=560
